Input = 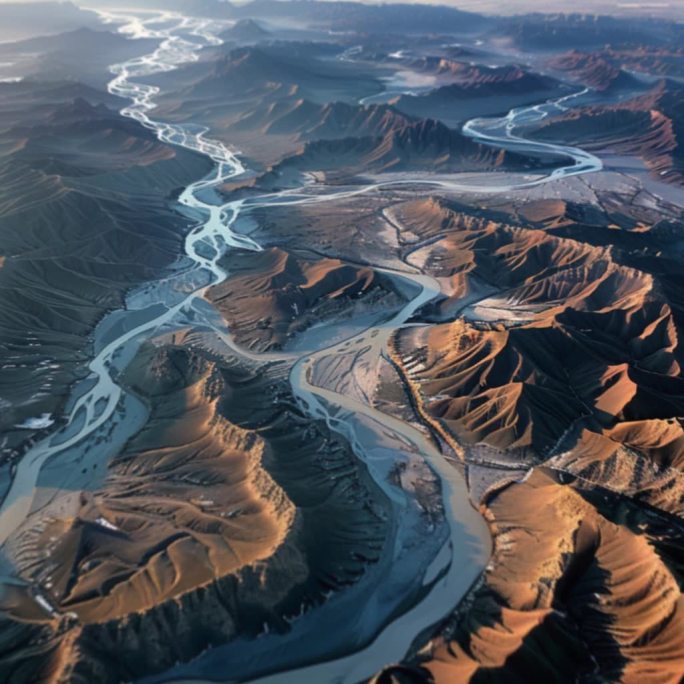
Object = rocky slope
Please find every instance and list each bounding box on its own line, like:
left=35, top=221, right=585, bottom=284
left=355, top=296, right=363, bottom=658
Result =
left=391, top=66, right=566, bottom=125
left=532, top=80, right=684, bottom=184
left=0, top=92, right=211, bottom=457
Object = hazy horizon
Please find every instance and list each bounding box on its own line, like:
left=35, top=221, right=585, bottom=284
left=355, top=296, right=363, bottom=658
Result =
left=0, top=0, right=683, bottom=19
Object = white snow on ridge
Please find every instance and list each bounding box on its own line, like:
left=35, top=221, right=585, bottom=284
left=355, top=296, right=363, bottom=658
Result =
left=15, top=413, right=54, bottom=430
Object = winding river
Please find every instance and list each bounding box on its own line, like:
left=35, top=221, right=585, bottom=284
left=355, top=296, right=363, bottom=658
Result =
left=0, top=10, right=602, bottom=683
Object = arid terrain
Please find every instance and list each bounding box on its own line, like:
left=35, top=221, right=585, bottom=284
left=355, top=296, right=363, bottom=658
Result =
left=0, top=1, right=682, bottom=683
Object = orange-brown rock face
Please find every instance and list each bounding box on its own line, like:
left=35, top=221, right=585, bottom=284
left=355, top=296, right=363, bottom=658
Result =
left=392, top=197, right=684, bottom=457
left=532, top=80, right=684, bottom=184
left=381, top=192, right=684, bottom=682
left=548, top=50, right=638, bottom=91
left=208, top=246, right=401, bottom=350
left=3, top=340, right=392, bottom=683
left=382, top=470, right=684, bottom=684
left=23, top=348, right=294, bottom=624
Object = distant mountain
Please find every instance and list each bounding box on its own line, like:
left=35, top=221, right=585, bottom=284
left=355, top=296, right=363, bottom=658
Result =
left=232, top=99, right=414, bottom=141
left=405, top=57, right=496, bottom=79
left=45, top=96, right=111, bottom=125
left=0, top=2, right=101, bottom=42
left=220, top=19, right=272, bottom=44
left=0, top=80, right=120, bottom=129
left=568, top=45, right=684, bottom=81
left=125, top=0, right=491, bottom=35
left=0, top=27, right=159, bottom=87
left=495, top=12, right=684, bottom=50
left=391, top=66, right=566, bottom=125
left=173, top=44, right=381, bottom=105
left=270, top=117, right=555, bottom=179
left=548, top=50, right=641, bottom=92
left=0, top=27, right=137, bottom=57
left=532, top=79, right=684, bottom=184
left=230, top=0, right=491, bottom=34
